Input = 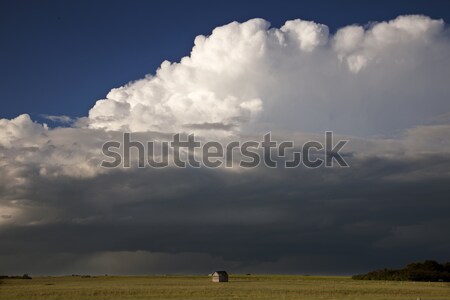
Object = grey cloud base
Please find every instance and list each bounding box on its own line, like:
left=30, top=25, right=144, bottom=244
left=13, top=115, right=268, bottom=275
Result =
left=1, top=153, right=449, bottom=275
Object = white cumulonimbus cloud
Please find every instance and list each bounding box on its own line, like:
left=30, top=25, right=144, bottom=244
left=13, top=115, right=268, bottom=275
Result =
left=0, top=14, right=449, bottom=180
left=0, top=14, right=449, bottom=181
left=87, top=15, right=450, bottom=136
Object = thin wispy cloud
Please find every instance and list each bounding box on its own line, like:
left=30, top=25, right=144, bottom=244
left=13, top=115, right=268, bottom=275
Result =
left=40, top=114, right=75, bottom=125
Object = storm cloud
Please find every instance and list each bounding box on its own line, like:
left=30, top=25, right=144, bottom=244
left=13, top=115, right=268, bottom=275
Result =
left=1, top=15, right=450, bottom=275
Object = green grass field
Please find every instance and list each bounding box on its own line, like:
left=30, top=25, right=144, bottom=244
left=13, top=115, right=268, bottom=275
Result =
left=0, top=275, right=449, bottom=300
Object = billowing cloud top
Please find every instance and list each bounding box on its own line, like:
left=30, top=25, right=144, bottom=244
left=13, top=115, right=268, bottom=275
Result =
left=1, top=15, right=450, bottom=275
left=87, top=15, right=449, bottom=136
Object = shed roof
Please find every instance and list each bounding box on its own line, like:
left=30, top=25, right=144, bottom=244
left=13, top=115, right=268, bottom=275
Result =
left=212, top=271, right=228, bottom=276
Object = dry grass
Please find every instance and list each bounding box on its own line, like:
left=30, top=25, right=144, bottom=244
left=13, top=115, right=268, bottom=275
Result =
left=0, top=275, right=449, bottom=300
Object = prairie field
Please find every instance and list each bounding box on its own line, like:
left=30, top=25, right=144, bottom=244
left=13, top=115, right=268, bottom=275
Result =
left=0, top=275, right=449, bottom=300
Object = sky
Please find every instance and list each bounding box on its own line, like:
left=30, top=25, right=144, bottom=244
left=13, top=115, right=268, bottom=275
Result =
left=1, top=0, right=450, bottom=275
left=1, top=0, right=450, bottom=121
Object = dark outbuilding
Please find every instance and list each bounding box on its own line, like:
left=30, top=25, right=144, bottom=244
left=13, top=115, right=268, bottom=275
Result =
left=212, top=271, right=228, bottom=282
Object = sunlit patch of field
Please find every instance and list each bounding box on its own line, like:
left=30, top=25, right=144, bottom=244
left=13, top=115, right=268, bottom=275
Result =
left=0, top=275, right=449, bottom=300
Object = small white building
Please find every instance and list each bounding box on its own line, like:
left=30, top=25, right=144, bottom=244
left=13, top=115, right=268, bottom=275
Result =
left=211, top=270, right=228, bottom=282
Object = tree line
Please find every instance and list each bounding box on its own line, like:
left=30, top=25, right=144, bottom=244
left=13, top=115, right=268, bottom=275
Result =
left=353, top=260, right=450, bottom=281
